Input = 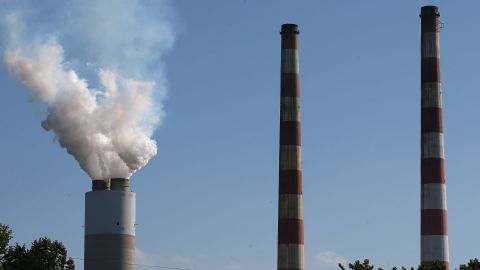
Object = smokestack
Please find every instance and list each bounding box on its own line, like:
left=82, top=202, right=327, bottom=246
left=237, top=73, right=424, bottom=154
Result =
left=91, top=179, right=110, bottom=191
left=277, top=23, right=304, bottom=270
left=420, top=6, right=449, bottom=270
left=85, top=178, right=136, bottom=270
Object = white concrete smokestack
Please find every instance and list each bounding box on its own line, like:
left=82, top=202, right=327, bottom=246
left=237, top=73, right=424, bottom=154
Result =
left=85, top=178, right=136, bottom=270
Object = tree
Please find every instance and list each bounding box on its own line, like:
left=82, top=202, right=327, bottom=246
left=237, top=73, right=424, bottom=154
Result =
left=0, top=223, right=75, bottom=270
left=339, top=259, right=376, bottom=270
left=460, top=259, right=480, bottom=270
left=0, top=224, right=13, bottom=270
left=27, top=237, right=75, bottom=270
left=0, top=224, right=12, bottom=258
left=338, top=259, right=459, bottom=270
left=2, top=244, right=28, bottom=270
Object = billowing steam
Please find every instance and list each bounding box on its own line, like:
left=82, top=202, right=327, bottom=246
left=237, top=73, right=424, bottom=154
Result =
left=1, top=0, right=175, bottom=179
left=5, top=44, right=157, bottom=179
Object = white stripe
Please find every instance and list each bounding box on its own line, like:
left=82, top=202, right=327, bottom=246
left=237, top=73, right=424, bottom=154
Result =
left=280, top=145, right=302, bottom=170
left=281, top=49, right=299, bottom=74
left=422, top=184, right=447, bottom=210
left=423, top=132, right=445, bottom=159
left=281, top=97, right=301, bottom=122
left=422, top=83, right=442, bottom=108
left=279, top=194, right=303, bottom=219
left=85, top=190, right=136, bottom=236
left=421, top=235, right=449, bottom=262
left=278, top=244, right=304, bottom=269
left=422, top=32, right=440, bottom=58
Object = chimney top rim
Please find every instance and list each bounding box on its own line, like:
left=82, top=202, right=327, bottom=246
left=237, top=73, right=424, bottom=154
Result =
left=420, top=6, right=440, bottom=18
left=280, top=24, right=299, bottom=35
left=91, top=179, right=110, bottom=191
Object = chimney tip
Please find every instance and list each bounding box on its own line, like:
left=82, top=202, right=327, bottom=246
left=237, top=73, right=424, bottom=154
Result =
left=420, top=6, right=440, bottom=18
left=281, top=24, right=299, bottom=35
left=110, top=178, right=130, bottom=191
left=92, top=179, right=110, bottom=191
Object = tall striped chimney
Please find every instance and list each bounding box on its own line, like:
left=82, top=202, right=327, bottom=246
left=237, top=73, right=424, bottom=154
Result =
left=277, top=23, right=304, bottom=270
left=420, top=6, right=449, bottom=270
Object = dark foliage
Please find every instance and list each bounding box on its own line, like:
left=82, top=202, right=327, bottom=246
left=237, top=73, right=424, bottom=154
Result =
left=460, top=259, right=480, bottom=270
left=0, top=223, right=75, bottom=270
left=0, top=224, right=12, bottom=257
left=339, top=259, right=456, bottom=270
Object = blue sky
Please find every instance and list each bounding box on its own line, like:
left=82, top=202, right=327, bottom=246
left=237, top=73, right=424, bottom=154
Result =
left=1, top=1, right=480, bottom=270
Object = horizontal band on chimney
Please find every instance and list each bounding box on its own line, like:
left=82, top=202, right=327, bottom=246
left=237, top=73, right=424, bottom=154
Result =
left=421, top=158, right=446, bottom=184
left=279, top=194, right=303, bottom=219
left=281, top=97, right=301, bottom=122
left=421, top=235, right=449, bottom=262
left=421, top=108, right=443, bottom=133
left=422, top=132, right=445, bottom=159
left=422, top=32, right=440, bottom=58
left=280, top=74, right=300, bottom=97
left=280, top=145, right=302, bottom=170
left=421, top=184, right=447, bottom=210
left=422, top=83, right=442, bottom=108
left=421, top=58, right=441, bottom=83
left=280, top=122, right=301, bottom=145
left=278, top=219, right=304, bottom=244
left=281, top=49, right=299, bottom=74
left=277, top=244, right=304, bottom=269
left=421, top=209, right=448, bottom=235
left=279, top=171, right=302, bottom=194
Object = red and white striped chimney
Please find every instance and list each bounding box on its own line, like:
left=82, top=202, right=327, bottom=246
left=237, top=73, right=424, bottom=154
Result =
left=420, top=6, right=449, bottom=270
left=277, top=23, right=304, bottom=270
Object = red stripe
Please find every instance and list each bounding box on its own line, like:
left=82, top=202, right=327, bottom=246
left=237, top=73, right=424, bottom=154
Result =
left=280, top=122, right=301, bottom=145
left=279, top=170, right=302, bottom=194
left=281, top=35, right=298, bottom=50
left=421, top=108, right=443, bottom=133
left=421, top=209, right=448, bottom=235
left=278, top=219, right=304, bottom=244
left=422, top=261, right=449, bottom=270
left=421, top=22, right=440, bottom=32
left=421, top=158, right=445, bottom=184
left=281, top=74, right=300, bottom=97
left=421, top=58, right=441, bottom=83
left=421, top=14, right=440, bottom=33
left=421, top=25, right=439, bottom=34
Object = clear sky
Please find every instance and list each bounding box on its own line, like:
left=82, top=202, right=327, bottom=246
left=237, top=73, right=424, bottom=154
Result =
left=1, top=1, right=479, bottom=270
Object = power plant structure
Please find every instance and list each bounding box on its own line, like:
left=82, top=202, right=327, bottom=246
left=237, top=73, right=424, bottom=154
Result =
left=420, top=6, right=449, bottom=270
left=75, top=10, right=452, bottom=270
left=85, top=178, right=136, bottom=270
left=277, top=23, right=304, bottom=270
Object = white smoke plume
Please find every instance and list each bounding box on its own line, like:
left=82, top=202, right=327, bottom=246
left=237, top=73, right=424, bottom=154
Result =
left=1, top=0, right=175, bottom=179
